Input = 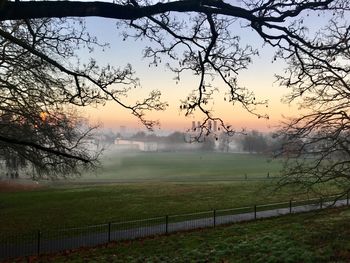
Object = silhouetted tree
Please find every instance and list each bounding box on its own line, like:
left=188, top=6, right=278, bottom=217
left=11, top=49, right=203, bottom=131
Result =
left=269, top=3, right=350, bottom=197
left=240, top=130, right=267, bottom=154
left=1, top=1, right=350, bottom=182
left=0, top=18, right=166, bottom=177
left=201, top=136, right=216, bottom=151
left=218, top=132, right=231, bottom=153
left=164, top=132, right=185, bottom=144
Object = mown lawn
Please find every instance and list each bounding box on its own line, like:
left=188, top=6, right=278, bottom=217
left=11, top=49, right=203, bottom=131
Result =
left=24, top=207, right=350, bottom=262
left=0, top=152, right=340, bottom=237
left=0, top=182, right=273, bottom=235
left=0, top=180, right=338, bottom=237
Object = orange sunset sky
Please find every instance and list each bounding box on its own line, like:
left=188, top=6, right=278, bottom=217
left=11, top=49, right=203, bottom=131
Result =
left=82, top=17, right=301, bottom=133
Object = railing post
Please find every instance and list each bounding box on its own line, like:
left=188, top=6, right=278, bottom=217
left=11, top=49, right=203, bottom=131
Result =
left=165, top=215, right=169, bottom=234
left=289, top=200, right=292, bottom=214
left=254, top=205, right=257, bottom=219
left=37, top=230, right=41, bottom=256
left=108, top=222, right=111, bottom=243
left=320, top=197, right=323, bottom=209
left=213, top=210, right=216, bottom=227
left=347, top=192, right=349, bottom=206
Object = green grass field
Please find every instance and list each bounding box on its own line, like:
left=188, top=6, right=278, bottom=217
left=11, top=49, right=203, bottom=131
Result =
left=83, top=151, right=282, bottom=182
left=27, top=207, right=350, bottom=262
left=0, top=152, right=337, bottom=237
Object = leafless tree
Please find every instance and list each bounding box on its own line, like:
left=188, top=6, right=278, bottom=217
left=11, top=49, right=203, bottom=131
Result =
left=1, top=1, right=350, bottom=182
left=0, top=18, right=167, bottom=177
left=276, top=9, right=350, bottom=197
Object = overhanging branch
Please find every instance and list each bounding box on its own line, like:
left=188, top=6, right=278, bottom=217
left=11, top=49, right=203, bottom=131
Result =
left=0, top=0, right=254, bottom=21
left=0, top=135, right=90, bottom=163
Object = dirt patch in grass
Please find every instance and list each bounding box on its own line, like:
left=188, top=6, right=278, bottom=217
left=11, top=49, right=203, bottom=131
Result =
left=0, top=180, right=44, bottom=192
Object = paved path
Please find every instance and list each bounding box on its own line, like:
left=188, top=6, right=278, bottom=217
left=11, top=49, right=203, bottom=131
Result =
left=0, top=199, right=347, bottom=260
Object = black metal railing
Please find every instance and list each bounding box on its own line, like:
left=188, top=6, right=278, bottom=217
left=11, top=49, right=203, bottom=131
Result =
left=0, top=194, right=348, bottom=261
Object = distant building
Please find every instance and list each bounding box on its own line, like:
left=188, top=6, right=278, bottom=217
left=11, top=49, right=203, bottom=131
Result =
left=114, top=138, right=158, bottom=152
left=114, top=138, right=139, bottom=150
left=141, top=142, right=158, bottom=152
left=189, top=120, right=218, bottom=133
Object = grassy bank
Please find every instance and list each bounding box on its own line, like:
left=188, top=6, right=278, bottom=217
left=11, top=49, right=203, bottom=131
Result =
left=23, top=207, right=350, bottom=262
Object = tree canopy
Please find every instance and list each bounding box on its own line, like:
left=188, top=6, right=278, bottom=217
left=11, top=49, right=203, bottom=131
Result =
left=1, top=0, right=350, bottom=184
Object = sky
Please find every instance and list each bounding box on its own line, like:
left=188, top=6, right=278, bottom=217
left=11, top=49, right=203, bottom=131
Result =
left=80, top=16, right=303, bottom=133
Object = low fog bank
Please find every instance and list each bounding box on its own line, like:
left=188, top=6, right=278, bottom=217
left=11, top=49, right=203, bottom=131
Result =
left=0, top=130, right=285, bottom=181
left=99, top=130, right=285, bottom=157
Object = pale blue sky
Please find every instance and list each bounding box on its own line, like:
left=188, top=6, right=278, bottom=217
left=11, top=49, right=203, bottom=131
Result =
left=77, top=8, right=333, bottom=132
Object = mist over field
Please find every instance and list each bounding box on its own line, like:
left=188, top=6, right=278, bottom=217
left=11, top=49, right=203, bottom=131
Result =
left=0, top=129, right=284, bottom=183
left=79, top=145, right=282, bottom=183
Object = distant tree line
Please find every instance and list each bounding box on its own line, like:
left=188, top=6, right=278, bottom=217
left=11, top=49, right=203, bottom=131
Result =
left=100, top=129, right=288, bottom=154
left=224, top=131, right=286, bottom=155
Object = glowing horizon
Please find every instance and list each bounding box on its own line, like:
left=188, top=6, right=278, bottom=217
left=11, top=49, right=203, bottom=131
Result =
left=82, top=17, right=302, bottom=133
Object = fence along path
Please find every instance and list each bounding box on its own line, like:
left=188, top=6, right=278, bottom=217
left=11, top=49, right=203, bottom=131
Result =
left=0, top=197, right=348, bottom=260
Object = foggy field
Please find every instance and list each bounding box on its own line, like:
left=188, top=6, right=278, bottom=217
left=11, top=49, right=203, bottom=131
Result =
left=82, top=151, right=283, bottom=182
left=0, top=152, right=336, bottom=237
